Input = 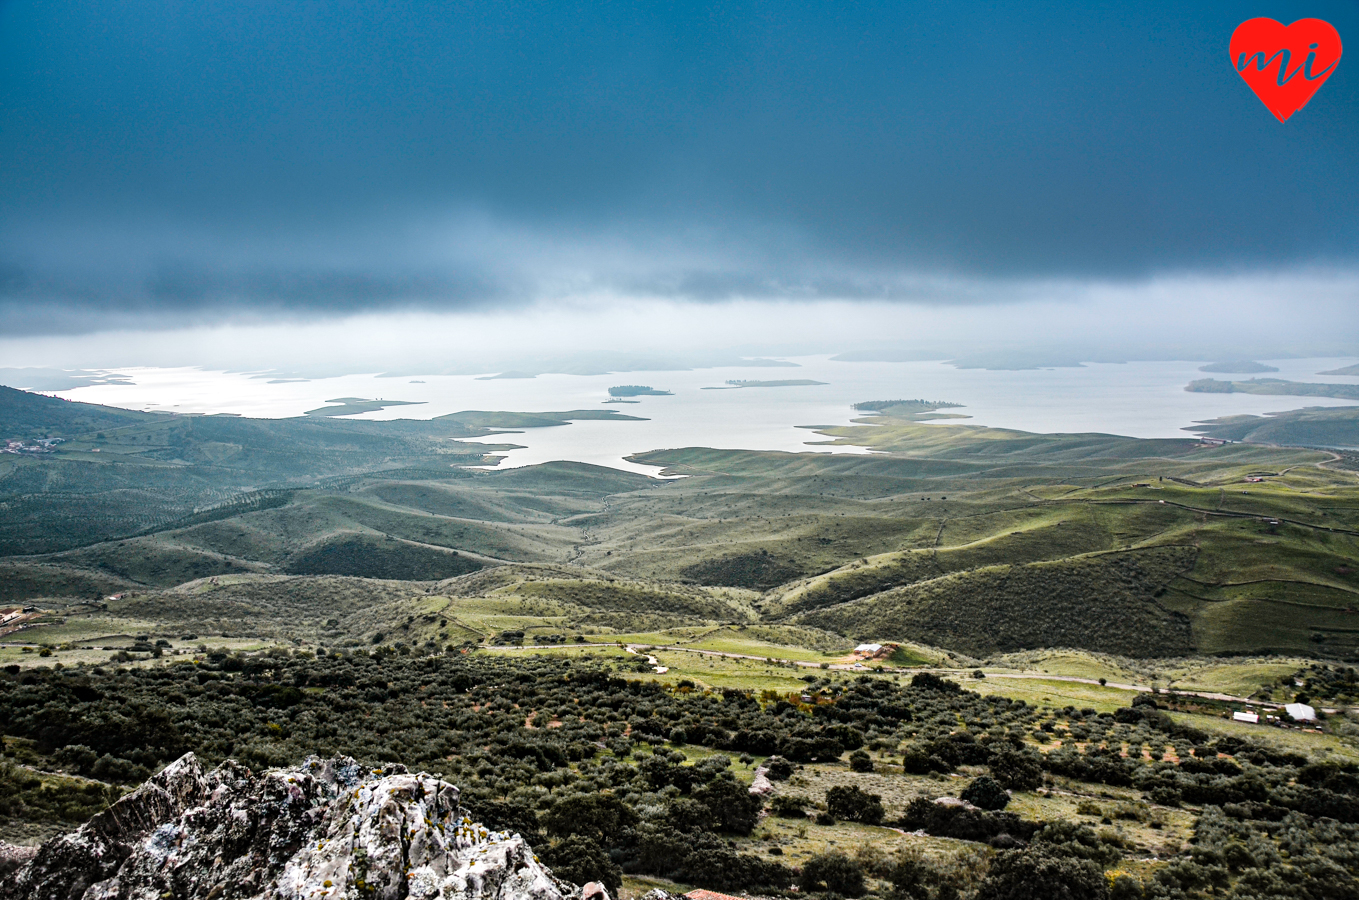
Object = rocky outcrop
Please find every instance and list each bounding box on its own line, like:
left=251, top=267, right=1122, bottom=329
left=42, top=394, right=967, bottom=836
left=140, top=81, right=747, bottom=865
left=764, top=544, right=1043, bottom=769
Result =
left=3, top=754, right=571, bottom=900
left=747, top=767, right=774, bottom=796
left=0, top=841, right=39, bottom=879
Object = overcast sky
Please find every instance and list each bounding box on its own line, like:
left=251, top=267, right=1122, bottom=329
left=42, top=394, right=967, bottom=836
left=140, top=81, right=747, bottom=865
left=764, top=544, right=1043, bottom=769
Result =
left=1, top=0, right=1356, bottom=345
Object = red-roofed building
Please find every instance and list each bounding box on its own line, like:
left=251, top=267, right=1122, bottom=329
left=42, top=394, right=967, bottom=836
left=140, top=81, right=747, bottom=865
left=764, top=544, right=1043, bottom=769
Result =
left=687, top=891, right=753, bottom=900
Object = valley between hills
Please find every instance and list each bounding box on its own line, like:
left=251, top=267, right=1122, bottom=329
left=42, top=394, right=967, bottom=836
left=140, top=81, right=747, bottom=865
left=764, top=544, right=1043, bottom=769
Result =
left=5, top=389, right=1357, bottom=664
left=4, top=385, right=1359, bottom=899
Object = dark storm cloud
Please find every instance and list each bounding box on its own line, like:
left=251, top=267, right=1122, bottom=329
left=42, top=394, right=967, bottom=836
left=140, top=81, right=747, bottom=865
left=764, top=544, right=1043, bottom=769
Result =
left=143, top=266, right=500, bottom=310
left=0, top=0, right=1356, bottom=331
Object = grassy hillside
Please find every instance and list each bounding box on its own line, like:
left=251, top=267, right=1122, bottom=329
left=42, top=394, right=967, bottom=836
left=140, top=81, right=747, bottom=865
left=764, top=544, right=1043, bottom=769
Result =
left=1185, top=406, right=1359, bottom=449
left=682, top=551, right=805, bottom=590
left=5, top=389, right=1359, bottom=664
left=283, top=533, right=483, bottom=580
left=117, top=575, right=432, bottom=644
left=0, top=560, right=136, bottom=605
left=0, top=387, right=644, bottom=555
left=11, top=435, right=1353, bottom=661
left=795, top=547, right=1198, bottom=657
left=0, top=385, right=152, bottom=438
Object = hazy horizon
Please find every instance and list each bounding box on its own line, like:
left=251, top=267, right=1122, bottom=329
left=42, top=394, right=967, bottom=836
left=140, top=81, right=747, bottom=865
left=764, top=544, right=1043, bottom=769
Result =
left=2, top=1, right=1356, bottom=363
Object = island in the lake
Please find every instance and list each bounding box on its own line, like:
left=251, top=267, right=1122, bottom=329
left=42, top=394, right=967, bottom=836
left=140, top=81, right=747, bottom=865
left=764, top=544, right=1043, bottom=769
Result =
left=1198, top=360, right=1279, bottom=374
left=852, top=399, right=968, bottom=421
left=1319, top=363, right=1359, bottom=376
left=303, top=397, right=426, bottom=417
left=1184, top=378, right=1359, bottom=400
left=608, top=385, right=673, bottom=397
left=702, top=379, right=828, bottom=390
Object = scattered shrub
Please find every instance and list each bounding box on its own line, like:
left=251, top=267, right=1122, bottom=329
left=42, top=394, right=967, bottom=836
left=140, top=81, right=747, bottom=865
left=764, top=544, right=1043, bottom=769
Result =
left=848, top=749, right=874, bottom=772
left=961, top=775, right=1010, bottom=811
left=826, top=784, right=884, bottom=825
left=990, top=748, right=1044, bottom=792
left=798, top=851, right=866, bottom=897
left=975, top=848, right=1109, bottom=900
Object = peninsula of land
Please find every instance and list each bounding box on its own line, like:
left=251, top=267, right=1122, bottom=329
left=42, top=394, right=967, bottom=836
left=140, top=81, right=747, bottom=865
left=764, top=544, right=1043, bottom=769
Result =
left=1184, top=378, right=1359, bottom=401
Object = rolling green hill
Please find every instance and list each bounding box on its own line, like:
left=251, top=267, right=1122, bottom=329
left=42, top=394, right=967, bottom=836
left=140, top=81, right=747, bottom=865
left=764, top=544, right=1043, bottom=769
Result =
left=0, top=387, right=649, bottom=555
left=1185, top=406, right=1359, bottom=449
left=3, top=394, right=1358, bottom=900
left=795, top=546, right=1198, bottom=657
left=283, top=533, right=483, bottom=580
left=0, top=385, right=152, bottom=438
left=5, top=388, right=1359, bottom=662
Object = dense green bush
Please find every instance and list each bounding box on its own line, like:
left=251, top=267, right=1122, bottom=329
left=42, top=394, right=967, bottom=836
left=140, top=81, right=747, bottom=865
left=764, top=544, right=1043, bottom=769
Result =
left=538, top=834, right=621, bottom=895
left=769, top=794, right=808, bottom=818
left=2, top=658, right=1357, bottom=899
left=826, top=784, right=885, bottom=825
left=798, top=851, right=866, bottom=897
left=960, top=775, right=1010, bottom=811
left=543, top=793, right=637, bottom=845
left=989, top=748, right=1044, bottom=792
left=975, top=849, right=1108, bottom=900
left=900, top=797, right=1038, bottom=845
left=681, top=551, right=803, bottom=590
left=1031, top=821, right=1122, bottom=867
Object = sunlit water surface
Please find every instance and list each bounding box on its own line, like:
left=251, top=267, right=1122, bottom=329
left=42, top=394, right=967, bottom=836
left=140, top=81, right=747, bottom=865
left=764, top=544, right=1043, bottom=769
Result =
left=50, top=357, right=1359, bottom=476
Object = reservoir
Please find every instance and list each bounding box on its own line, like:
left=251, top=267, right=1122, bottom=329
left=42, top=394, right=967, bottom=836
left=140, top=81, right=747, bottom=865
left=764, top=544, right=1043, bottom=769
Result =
left=45, top=356, right=1359, bottom=475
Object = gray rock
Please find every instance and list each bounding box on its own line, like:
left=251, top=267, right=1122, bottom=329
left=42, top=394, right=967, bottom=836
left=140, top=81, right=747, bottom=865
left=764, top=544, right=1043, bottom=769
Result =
left=3, top=753, right=568, bottom=900
left=0, top=841, right=39, bottom=879
left=579, top=882, right=610, bottom=900
left=932, top=796, right=977, bottom=811
left=747, top=768, right=774, bottom=796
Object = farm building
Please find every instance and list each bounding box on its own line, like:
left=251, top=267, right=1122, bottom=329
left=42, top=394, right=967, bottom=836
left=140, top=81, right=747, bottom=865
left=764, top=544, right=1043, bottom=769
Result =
left=1285, top=703, right=1317, bottom=721
left=688, top=891, right=752, bottom=900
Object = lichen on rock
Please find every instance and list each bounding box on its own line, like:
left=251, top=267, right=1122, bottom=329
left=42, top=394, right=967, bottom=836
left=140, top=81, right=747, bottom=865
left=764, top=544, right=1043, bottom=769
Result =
left=3, top=753, right=572, bottom=900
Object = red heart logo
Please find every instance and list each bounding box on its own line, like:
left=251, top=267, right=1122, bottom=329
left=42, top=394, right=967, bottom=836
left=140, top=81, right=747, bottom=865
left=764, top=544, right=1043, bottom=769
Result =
left=1230, top=18, right=1342, bottom=121
left=1239, top=18, right=1342, bottom=121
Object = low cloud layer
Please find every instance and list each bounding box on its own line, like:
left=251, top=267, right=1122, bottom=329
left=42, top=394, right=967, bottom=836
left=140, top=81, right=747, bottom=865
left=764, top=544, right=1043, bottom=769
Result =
left=3, top=271, right=1355, bottom=379
left=1, top=1, right=1356, bottom=337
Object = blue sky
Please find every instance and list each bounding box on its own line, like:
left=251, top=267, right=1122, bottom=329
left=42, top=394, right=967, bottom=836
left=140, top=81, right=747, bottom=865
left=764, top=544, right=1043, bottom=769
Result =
left=0, top=1, right=1355, bottom=336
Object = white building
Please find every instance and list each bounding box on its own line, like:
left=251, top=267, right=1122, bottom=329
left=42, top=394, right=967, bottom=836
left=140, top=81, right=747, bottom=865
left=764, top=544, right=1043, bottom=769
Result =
left=1285, top=703, right=1317, bottom=722
left=1232, top=711, right=1259, bottom=724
